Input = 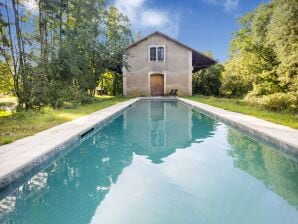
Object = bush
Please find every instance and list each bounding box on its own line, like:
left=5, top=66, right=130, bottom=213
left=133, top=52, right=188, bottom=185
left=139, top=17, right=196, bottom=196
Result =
left=0, top=63, right=14, bottom=95
left=220, top=73, right=252, bottom=98
left=193, top=64, right=223, bottom=96
left=249, top=71, right=282, bottom=96
left=80, top=92, right=93, bottom=104
left=47, top=81, right=92, bottom=108
left=245, top=92, right=297, bottom=112
left=30, top=74, right=51, bottom=109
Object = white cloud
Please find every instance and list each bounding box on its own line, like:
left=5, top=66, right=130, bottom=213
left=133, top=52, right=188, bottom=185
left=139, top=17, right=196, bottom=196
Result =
left=224, top=0, right=239, bottom=12
left=114, top=0, right=180, bottom=37
left=115, top=0, right=145, bottom=22
left=140, top=10, right=169, bottom=27
left=202, top=0, right=239, bottom=12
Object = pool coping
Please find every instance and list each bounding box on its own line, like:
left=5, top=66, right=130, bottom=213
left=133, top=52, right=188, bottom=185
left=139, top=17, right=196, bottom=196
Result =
left=178, top=98, right=298, bottom=158
left=0, top=98, right=141, bottom=190
left=1, top=96, right=298, bottom=191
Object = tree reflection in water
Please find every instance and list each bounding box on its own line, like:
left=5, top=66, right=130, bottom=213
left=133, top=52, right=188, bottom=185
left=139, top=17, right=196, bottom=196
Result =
left=227, top=129, right=298, bottom=208
left=0, top=101, right=216, bottom=224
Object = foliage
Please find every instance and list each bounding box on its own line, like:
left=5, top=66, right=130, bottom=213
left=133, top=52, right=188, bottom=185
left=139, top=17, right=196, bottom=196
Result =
left=99, top=71, right=113, bottom=95
left=266, top=0, right=298, bottom=92
left=193, top=63, right=223, bottom=96
left=245, top=92, right=298, bottom=112
left=223, top=0, right=298, bottom=106
left=0, top=0, right=132, bottom=110
left=220, top=73, right=251, bottom=98
left=186, top=96, right=298, bottom=129
left=0, top=0, right=32, bottom=109
left=0, top=62, right=13, bottom=95
left=99, top=70, right=123, bottom=96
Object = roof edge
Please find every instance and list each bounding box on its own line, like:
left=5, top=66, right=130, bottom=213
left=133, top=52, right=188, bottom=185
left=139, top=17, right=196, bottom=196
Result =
left=126, top=31, right=217, bottom=64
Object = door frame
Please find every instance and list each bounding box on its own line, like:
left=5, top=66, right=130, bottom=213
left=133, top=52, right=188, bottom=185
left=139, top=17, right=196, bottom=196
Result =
left=148, top=71, right=166, bottom=96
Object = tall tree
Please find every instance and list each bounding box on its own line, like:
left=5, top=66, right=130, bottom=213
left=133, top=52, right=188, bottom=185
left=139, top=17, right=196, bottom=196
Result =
left=267, top=0, right=298, bottom=92
left=104, top=6, right=132, bottom=95
left=0, top=0, right=32, bottom=109
left=1, top=0, right=132, bottom=108
left=223, top=0, right=297, bottom=98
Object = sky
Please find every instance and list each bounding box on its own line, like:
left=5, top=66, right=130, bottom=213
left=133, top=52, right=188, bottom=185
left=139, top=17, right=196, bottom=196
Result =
left=20, top=0, right=267, bottom=62
left=113, top=0, right=266, bottom=62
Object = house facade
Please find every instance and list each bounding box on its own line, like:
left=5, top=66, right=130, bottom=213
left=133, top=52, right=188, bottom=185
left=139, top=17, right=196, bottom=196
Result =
left=123, top=31, right=216, bottom=97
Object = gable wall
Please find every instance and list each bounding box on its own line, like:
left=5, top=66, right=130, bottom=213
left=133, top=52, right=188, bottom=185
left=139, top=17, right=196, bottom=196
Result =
left=123, top=34, right=192, bottom=96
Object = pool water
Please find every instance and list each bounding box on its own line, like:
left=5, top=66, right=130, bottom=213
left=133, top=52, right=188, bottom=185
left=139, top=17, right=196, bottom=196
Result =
left=0, top=101, right=298, bottom=224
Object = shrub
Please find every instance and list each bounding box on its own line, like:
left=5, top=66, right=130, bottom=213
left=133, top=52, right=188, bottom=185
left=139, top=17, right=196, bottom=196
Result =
left=30, top=74, right=51, bottom=109
left=47, top=81, right=92, bottom=108
left=220, top=73, right=252, bottom=98
left=80, top=92, right=93, bottom=104
left=248, top=71, right=282, bottom=96
left=245, top=92, right=297, bottom=112
left=193, top=64, right=223, bottom=96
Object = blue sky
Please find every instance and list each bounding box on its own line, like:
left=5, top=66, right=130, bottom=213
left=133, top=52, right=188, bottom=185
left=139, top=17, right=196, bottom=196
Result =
left=20, top=0, right=266, bottom=61
left=114, top=0, right=266, bottom=62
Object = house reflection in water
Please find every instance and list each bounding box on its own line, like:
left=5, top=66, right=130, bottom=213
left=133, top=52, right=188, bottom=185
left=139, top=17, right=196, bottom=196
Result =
left=0, top=100, right=217, bottom=224
left=124, top=100, right=216, bottom=163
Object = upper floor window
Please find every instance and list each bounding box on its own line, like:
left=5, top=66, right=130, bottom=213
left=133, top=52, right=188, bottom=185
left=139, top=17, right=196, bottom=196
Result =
left=149, top=45, right=165, bottom=62
left=158, top=47, right=164, bottom=61
left=150, top=47, right=157, bottom=61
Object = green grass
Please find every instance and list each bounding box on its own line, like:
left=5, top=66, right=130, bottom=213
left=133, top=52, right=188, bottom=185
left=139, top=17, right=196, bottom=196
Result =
left=186, top=95, right=298, bottom=129
left=0, top=96, right=129, bottom=145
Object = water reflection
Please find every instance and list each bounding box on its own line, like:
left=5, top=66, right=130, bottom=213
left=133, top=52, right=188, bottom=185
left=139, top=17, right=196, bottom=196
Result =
left=0, top=101, right=216, bottom=224
left=126, top=101, right=216, bottom=163
left=2, top=101, right=297, bottom=223
left=227, top=129, right=298, bottom=208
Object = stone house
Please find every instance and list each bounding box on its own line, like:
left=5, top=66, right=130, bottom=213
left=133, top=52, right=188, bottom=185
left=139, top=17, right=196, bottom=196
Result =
left=122, top=31, right=216, bottom=96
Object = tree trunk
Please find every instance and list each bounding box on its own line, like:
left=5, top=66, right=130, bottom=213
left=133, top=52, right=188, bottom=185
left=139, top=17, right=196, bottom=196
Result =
left=11, top=0, right=30, bottom=109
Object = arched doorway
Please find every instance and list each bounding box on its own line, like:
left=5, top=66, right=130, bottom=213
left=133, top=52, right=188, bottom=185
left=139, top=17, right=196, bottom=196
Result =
left=150, top=74, right=164, bottom=96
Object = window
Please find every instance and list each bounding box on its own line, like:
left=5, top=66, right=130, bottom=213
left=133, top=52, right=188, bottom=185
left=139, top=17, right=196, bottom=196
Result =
left=158, top=47, right=164, bottom=61
left=150, top=47, right=157, bottom=61
left=149, top=45, right=165, bottom=62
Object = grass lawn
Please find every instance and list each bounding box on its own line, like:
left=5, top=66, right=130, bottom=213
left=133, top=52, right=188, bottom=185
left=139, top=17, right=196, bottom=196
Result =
left=0, top=96, right=129, bottom=145
left=186, top=95, right=298, bottom=129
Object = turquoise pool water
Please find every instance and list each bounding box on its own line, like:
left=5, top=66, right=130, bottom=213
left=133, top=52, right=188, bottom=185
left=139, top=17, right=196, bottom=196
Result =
left=0, top=100, right=298, bottom=224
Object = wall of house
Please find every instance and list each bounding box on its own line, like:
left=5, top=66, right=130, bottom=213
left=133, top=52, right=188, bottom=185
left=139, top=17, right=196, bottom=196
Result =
left=123, top=34, right=192, bottom=96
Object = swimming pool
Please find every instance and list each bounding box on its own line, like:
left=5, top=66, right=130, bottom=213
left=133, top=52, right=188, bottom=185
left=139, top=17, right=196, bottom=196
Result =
left=0, top=100, right=297, bottom=223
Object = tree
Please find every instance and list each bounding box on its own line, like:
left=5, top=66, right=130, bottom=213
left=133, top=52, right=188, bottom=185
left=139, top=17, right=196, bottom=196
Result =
left=223, top=0, right=298, bottom=105
left=0, top=0, right=132, bottom=109
left=103, top=6, right=132, bottom=95
left=192, top=51, right=223, bottom=96
left=0, top=0, right=33, bottom=109
left=0, top=62, right=13, bottom=95
left=193, top=63, right=223, bottom=96
left=267, top=0, right=298, bottom=92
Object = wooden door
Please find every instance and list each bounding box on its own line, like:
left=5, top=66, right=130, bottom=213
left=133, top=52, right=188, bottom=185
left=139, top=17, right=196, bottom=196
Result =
left=150, top=74, right=164, bottom=96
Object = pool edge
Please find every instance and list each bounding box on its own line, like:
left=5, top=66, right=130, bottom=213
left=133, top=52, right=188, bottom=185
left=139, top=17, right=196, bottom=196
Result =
left=178, top=97, right=298, bottom=158
left=1, top=96, right=297, bottom=191
left=0, top=98, right=141, bottom=190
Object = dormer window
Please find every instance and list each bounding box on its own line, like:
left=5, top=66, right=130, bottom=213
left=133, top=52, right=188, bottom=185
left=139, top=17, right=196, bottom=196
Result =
left=149, top=45, right=165, bottom=62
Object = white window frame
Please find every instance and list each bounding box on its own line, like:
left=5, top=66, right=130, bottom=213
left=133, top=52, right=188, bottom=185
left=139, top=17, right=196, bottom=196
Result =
left=148, top=45, right=166, bottom=62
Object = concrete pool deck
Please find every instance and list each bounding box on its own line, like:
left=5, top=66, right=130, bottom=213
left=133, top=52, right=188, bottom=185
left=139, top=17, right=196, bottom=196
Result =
left=0, top=98, right=140, bottom=190
left=0, top=96, right=298, bottom=191
left=179, top=98, right=298, bottom=157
